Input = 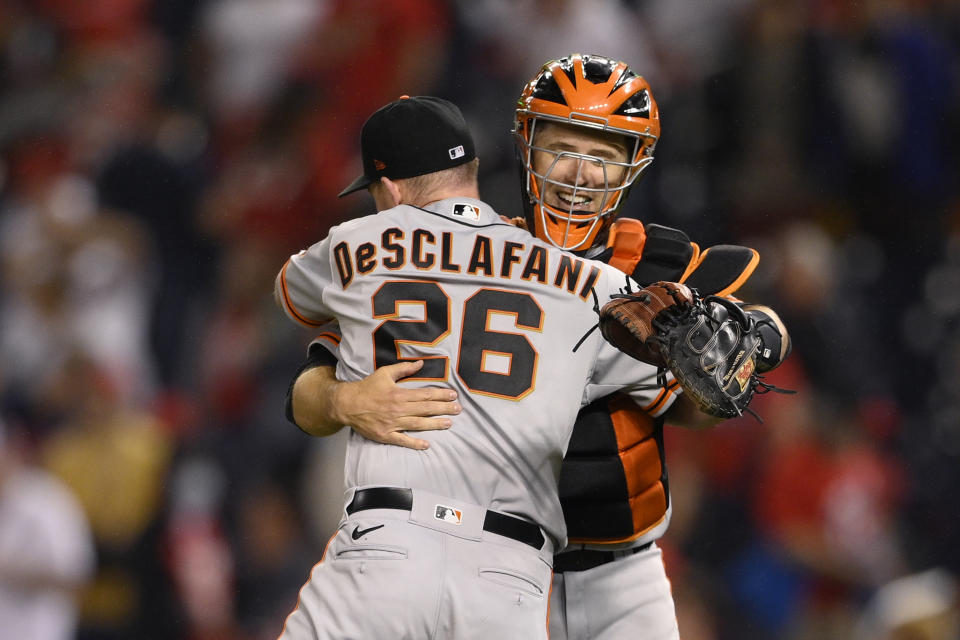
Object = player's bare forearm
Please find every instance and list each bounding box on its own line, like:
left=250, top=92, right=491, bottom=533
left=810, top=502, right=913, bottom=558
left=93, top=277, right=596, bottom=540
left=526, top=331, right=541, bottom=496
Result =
left=292, top=366, right=349, bottom=437
left=292, top=361, right=462, bottom=450
left=663, top=392, right=724, bottom=430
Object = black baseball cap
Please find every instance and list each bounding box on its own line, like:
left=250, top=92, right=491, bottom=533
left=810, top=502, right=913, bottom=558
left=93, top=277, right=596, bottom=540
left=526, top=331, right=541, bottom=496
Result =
left=338, top=96, right=477, bottom=197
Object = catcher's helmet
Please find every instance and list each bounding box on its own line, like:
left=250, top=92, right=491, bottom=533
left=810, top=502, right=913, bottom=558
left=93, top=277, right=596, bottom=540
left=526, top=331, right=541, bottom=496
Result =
left=514, top=54, right=660, bottom=252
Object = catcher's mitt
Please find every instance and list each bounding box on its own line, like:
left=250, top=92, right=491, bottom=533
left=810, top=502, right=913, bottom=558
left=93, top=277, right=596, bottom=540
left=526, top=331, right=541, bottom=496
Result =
left=600, top=281, right=774, bottom=419
left=597, top=282, right=695, bottom=367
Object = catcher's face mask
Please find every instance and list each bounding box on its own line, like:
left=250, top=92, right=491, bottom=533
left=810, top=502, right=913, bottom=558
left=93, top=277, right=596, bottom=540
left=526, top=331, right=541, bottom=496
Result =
left=514, top=54, right=659, bottom=252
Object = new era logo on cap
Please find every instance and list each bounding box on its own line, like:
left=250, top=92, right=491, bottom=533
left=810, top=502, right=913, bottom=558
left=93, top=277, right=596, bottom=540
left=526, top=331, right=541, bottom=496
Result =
left=448, top=145, right=465, bottom=160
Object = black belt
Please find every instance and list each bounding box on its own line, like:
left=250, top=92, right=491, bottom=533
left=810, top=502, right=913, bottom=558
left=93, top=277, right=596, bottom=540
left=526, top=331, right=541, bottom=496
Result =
left=346, top=487, right=546, bottom=550
left=553, top=542, right=653, bottom=573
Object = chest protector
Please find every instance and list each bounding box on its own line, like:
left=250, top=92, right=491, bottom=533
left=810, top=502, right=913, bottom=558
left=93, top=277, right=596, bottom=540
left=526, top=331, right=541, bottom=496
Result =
left=559, top=218, right=759, bottom=544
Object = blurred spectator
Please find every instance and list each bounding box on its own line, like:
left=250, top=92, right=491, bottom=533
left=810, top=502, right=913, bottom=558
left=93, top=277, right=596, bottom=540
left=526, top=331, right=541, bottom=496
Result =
left=722, top=0, right=812, bottom=229
left=756, top=221, right=895, bottom=401
left=196, top=123, right=316, bottom=264
left=0, top=130, right=157, bottom=408
left=854, top=568, right=960, bottom=640
left=0, top=416, right=95, bottom=640
left=164, top=453, right=239, bottom=640
left=199, top=0, right=330, bottom=126
left=731, top=390, right=907, bottom=639
left=75, top=36, right=213, bottom=391
left=40, top=354, right=176, bottom=639
left=195, top=241, right=274, bottom=424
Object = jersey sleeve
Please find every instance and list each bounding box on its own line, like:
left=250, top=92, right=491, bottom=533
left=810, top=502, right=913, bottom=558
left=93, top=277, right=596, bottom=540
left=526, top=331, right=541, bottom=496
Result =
left=275, top=237, right=337, bottom=327
left=583, top=340, right=681, bottom=418
left=581, top=265, right=682, bottom=418
left=308, top=322, right=342, bottom=366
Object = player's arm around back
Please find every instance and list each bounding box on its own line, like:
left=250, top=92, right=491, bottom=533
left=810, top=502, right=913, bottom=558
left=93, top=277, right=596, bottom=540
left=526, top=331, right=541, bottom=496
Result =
left=285, top=327, right=461, bottom=449
left=290, top=360, right=461, bottom=450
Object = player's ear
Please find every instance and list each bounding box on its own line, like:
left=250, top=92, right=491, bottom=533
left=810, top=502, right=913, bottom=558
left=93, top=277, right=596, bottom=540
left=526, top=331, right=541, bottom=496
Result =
left=370, top=177, right=402, bottom=210
left=381, top=177, right=403, bottom=206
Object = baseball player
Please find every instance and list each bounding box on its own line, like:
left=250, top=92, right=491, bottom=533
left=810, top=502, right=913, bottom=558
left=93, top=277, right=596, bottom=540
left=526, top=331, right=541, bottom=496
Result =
left=273, top=95, right=694, bottom=639
left=286, top=56, right=791, bottom=640
left=511, top=54, right=788, bottom=640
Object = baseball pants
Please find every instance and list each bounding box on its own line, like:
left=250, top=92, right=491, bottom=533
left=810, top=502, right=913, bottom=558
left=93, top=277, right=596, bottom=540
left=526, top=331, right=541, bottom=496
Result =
left=279, top=487, right=554, bottom=640
left=549, top=543, right=679, bottom=640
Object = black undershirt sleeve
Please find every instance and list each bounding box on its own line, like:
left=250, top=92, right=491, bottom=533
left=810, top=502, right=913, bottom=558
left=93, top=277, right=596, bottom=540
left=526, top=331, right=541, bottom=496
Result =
left=284, top=344, right=340, bottom=427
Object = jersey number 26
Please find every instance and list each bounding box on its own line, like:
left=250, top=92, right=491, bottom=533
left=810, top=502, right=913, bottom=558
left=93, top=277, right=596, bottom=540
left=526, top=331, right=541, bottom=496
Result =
left=372, top=281, right=542, bottom=400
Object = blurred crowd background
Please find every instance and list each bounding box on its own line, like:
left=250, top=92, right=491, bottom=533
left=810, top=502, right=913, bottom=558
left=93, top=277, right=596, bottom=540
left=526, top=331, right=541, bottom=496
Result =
left=1, top=0, right=959, bottom=639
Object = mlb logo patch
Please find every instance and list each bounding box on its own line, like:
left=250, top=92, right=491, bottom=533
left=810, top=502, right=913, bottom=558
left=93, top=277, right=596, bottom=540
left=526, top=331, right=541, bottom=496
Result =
left=448, top=145, right=465, bottom=159
left=435, top=504, right=463, bottom=525
left=452, top=203, right=480, bottom=221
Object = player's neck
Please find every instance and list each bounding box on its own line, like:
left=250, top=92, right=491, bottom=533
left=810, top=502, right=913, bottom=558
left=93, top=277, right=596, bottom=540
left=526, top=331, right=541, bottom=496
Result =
left=413, top=186, right=480, bottom=208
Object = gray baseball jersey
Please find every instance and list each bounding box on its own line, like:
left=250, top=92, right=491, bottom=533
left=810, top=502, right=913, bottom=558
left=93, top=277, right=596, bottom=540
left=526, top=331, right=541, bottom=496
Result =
left=277, top=197, right=674, bottom=549
left=303, top=326, right=682, bottom=640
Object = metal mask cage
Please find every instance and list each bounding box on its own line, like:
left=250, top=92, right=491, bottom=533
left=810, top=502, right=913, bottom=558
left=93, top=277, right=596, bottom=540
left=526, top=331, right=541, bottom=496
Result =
left=514, top=111, right=656, bottom=250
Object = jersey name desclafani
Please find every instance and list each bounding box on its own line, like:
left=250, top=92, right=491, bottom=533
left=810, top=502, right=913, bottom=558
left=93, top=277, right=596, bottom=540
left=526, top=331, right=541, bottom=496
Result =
left=332, top=229, right=601, bottom=301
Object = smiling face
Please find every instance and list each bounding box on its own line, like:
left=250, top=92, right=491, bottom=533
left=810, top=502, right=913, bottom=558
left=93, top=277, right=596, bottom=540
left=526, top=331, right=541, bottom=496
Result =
left=530, top=121, right=631, bottom=214
left=513, top=55, right=660, bottom=251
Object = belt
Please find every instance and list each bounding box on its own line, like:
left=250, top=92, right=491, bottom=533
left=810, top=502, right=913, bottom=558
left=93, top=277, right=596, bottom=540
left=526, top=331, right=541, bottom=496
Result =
left=553, top=542, right=653, bottom=573
left=346, top=487, right=546, bottom=550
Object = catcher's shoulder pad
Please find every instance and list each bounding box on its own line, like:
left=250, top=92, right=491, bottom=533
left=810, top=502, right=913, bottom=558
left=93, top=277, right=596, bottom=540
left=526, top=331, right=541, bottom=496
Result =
left=683, top=245, right=760, bottom=297
left=607, top=221, right=698, bottom=286
left=605, top=218, right=646, bottom=275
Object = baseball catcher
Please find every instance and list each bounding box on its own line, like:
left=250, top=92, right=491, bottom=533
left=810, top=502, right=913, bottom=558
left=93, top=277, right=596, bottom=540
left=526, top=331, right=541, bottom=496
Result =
left=599, top=281, right=792, bottom=419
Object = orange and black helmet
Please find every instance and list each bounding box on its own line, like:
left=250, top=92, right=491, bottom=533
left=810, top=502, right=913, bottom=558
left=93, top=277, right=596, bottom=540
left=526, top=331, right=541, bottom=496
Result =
left=514, top=54, right=660, bottom=252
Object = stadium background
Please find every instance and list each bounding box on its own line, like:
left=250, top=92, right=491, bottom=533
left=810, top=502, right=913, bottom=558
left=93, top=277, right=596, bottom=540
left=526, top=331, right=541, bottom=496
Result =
left=0, top=0, right=958, bottom=638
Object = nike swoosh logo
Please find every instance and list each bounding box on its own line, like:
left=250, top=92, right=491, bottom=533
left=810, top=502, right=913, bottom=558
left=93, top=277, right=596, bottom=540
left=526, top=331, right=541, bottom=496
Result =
left=351, top=524, right=385, bottom=540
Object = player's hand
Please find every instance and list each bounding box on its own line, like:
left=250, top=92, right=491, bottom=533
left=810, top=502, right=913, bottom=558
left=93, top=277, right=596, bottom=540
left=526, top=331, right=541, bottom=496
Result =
left=330, top=360, right=461, bottom=450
